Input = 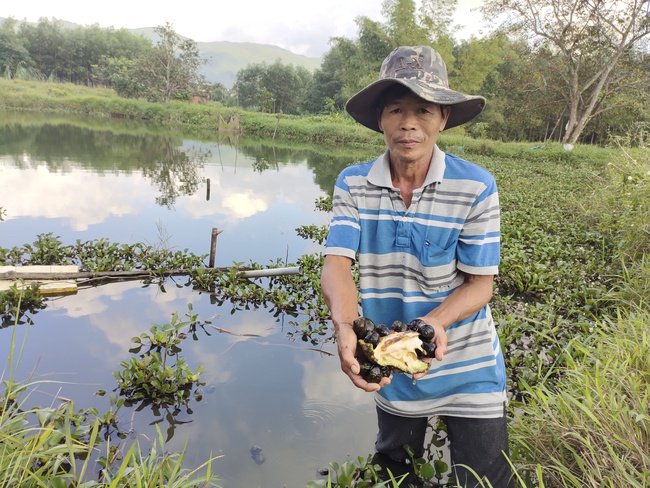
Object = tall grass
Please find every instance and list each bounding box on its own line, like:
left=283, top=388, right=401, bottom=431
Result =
left=577, top=145, right=650, bottom=262
left=510, top=306, right=650, bottom=487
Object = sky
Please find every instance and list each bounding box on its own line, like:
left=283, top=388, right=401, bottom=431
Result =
left=1, top=0, right=487, bottom=58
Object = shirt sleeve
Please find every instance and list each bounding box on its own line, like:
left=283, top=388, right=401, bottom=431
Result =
left=324, top=169, right=361, bottom=261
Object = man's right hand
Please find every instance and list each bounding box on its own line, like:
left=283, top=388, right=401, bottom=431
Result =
left=322, top=255, right=390, bottom=391
left=336, top=323, right=391, bottom=392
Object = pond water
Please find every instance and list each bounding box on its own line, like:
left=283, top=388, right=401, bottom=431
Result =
left=0, top=111, right=381, bottom=487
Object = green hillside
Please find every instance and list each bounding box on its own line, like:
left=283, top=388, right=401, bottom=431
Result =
left=198, top=41, right=322, bottom=88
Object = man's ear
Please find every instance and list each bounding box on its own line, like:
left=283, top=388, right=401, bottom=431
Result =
left=377, top=108, right=384, bottom=133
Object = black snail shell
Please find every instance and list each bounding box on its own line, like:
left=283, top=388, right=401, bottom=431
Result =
left=375, top=323, right=392, bottom=337
left=391, top=320, right=408, bottom=332
left=250, top=445, right=266, bottom=465
left=419, top=324, right=435, bottom=342
left=420, top=341, right=437, bottom=358
left=365, top=365, right=384, bottom=383
left=408, top=318, right=428, bottom=334
left=353, top=317, right=375, bottom=338
left=363, top=330, right=380, bottom=347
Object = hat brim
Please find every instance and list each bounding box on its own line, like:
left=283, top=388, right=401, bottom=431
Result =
left=345, top=78, right=486, bottom=133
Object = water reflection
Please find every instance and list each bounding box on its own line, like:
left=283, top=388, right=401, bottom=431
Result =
left=0, top=112, right=380, bottom=487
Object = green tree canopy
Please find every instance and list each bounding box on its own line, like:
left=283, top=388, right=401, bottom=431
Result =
left=235, top=60, right=312, bottom=114
left=0, top=18, right=31, bottom=78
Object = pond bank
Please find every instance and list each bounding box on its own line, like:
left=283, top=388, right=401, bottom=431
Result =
left=0, top=78, right=620, bottom=166
left=0, top=78, right=383, bottom=149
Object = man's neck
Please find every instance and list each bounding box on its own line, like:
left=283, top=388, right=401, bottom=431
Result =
left=389, top=156, right=432, bottom=208
left=389, top=152, right=432, bottom=191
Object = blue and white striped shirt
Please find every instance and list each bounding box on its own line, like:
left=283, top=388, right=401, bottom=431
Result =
left=325, top=147, right=507, bottom=418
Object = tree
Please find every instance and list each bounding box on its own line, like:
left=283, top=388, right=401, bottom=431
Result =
left=482, top=0, right=650, bottom=143
left=451, top=36, right=507, bottom=94
left=99, top=28, right=151, bottom=91
left=419, top=0, right=458, bottom=39
left=382, top=0, right=430, bottom=46
left=19, top=18, right=64, bottom=79
left=263, top=60, right=311, bottom=114
left=302, top=0, right=470, bottom=115
left=211, top=82, right=229, bottom=103
left=356, top=16, right=393, bottom=68
left=0, top=18, right=31, bottom=78
left=235, top=60, right=312, bottom=114
left=235, top=63, right=266, bottom=110
left=303, top=41, right=350, bottom=113
left=134, top=23, right=206, bottom=104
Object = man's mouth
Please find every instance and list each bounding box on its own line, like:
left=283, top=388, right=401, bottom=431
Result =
left=397, top=139, right=419, bottom=147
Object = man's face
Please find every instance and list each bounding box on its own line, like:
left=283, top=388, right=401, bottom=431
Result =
left=378, top=91, right=450, bottom=166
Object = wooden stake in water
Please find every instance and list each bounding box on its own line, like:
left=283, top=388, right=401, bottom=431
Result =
left=209, top=228, right=223, bottom=268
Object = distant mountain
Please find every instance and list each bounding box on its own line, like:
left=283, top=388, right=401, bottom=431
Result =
left=129, top=27, right=322, bottom=88
left=199, top=41, right=322, bottom=88
left=0, top=18, right=323, bottom=89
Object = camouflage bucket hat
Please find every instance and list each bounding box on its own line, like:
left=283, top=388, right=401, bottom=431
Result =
left=345, top=46, right=486, bottom=132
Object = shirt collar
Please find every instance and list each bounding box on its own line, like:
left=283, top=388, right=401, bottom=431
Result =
left=367, top=145, right=446, bottom=189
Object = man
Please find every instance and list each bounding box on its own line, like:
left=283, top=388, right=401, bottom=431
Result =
left=321, top=46, right=513, bottom=488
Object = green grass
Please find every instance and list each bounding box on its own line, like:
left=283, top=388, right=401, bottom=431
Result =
left=498, top=148, right=650, bottom=487
left=0, top=79, right=376, bottom=146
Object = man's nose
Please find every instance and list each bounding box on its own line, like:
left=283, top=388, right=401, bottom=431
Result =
left=399, top=111, right=417, bottom=130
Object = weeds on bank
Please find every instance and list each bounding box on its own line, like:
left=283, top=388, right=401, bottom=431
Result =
left=0, top=393, right=221, bottom=487
left=0, top=233, right=331, bottom=337
left=0, top=233, right=206, bottom=272
left=511, top=306, right=650, bottom=487
left=505, top=148, right=650, bottom=486
left=0, top=282, right=45, bottom=327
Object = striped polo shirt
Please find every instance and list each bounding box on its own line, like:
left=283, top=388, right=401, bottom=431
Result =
left=325, top=147, right=507, bottom=418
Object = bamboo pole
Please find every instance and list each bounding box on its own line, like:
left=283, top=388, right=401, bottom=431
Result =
left=0, top=266, right=301, bottom=281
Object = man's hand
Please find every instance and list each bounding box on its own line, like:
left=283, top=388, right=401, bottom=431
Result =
left=409, top=318, right=448, bottom=381
left=427, top=320, right=448, bottom=361
left=414, top=273, right=493, bottom=372
left=322, top=255, right=391, bottom=391
left=336, top=323, right=391, bottom=392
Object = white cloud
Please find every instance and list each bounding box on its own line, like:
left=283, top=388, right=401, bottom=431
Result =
left=0, top=163, right=144, bottom=231
left=1, top=149, right=327, bottom=237
left=222, top=193, right=268, bottom=219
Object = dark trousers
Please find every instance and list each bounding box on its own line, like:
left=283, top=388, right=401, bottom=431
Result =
left=374, top=406, right=514, bottom=488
